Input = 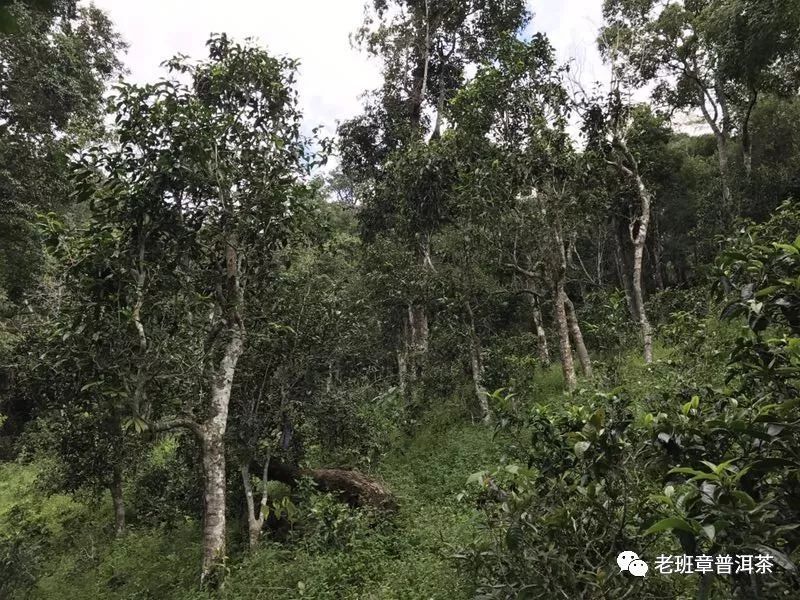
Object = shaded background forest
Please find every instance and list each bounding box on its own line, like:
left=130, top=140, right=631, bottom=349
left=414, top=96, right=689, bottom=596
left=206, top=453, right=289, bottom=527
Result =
left=1, top=0, right=800, bottom=598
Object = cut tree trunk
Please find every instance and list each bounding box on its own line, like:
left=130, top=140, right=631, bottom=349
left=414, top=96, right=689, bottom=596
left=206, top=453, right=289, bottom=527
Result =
left=260, top=460, right=397, bottom=511
left=564, top=295, right=592, bottom=378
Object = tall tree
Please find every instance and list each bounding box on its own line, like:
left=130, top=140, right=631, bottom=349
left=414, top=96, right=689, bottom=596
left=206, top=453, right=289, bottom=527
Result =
left=75, top=35, right=315, bottom=584
left=601, top=0, right=800, bottom=227
left=450, top=34, right=589, bottom=390
left=0, top=1, right=124, bottom=446
left=341, top=0, right=530, bottom=403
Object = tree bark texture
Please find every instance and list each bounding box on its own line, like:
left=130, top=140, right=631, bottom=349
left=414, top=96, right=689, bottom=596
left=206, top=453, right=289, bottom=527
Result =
left=465, top=301, right=490, bottom=423
left=530, top=294, right=550, bottom=367
left=199, top=325, right=244, bottom=584
left=111, top=465, right=126, bottom=538
left=553, top=280, right=577, bottom=391
left=255, top=460, right=397, bottom=511
left=564, top=295, right=592, bottom=378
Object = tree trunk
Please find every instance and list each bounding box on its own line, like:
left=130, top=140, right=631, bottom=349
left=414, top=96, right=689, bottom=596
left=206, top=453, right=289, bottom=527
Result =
left=530, top=294, right=550, bottom=367
left=408, top=0, right=430, bottom=133
left=715, top=133, right=734, bottom=226
left=611, top=133, right=655, bottom=364
left=111, top=465, right=126, bottom=538
left=468, top=339, right=489, bottom=423
left=199, top=326, right=244, bottom=585
left=406, top=303, right=428, bottom=398
left=465, top=301, right=490, bottom=423
left=742, top=140, right=752, bottom=181
left=650, top=216, right=666, bottom=290
left=632, top=232, right=654, bottom=364
left=614, top=217, right=638, bottom=319
left=408, top=303, right=429, bottom=355
left=240, top=458, right=269, bottom=549
left=564, top=295, right=592, bottom=378
left=241, top=464, right=261, bottom=548
left=741, top=89, right=758, bottom=182
left=397, top=348, right=408, bottom=397
left=257, top=460, right=396, bottom=510
left=553, top=280, right=577, bottom=391
left=627, top=175, right=654, bottom=364
left=200, top=430, right=227, bottom=584
left=694, top=81, right=736, bottom=226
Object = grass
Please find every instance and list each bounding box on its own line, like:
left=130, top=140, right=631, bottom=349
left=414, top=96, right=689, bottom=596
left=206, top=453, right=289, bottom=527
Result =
left=0, top=397, right=504, bottom=599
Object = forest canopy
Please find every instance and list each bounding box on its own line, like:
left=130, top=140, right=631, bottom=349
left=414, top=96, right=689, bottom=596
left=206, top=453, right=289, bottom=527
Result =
left=1, top=0, right=800, bottom=598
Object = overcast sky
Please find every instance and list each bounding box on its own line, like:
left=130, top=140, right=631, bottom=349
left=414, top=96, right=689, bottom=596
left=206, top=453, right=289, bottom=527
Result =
left=90, top=0, right=606, bottom=140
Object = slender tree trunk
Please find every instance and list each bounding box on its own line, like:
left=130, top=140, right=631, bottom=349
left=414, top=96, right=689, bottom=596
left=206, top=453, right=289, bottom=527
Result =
left=241, top=464, right=261, bottom=548
left=407, top=303, right=429, bottom=390
left=694, top=80, right=736, bottom=226
left=468, top=336, right=489, bottom=422
left=741, top=89, right=758, bottom=182
left=564, top=295, right=592, bottom=378
left=408, top=304, right=429, bottom=354
left=465, top=302, right=490, bottom=423
left=405, top=233, right=434, bottom=402
left=627, top=173, right=654, bottom=364
left=397, top=348, right=408, bottom=397
left=241, top=457, right=269, bottom=549
left=530, top=295, right=550, bottom=367
left=536, top=190, right=576, bottom=391
left=742, top=139, right=752, bottom=181
left=611, top=132, right=655, bottom=364
left=632, top=232, right=654, bottom=363
left=715, top=133, right=734, bottom=225
left=111, top=465, right=126, bottom=538
left=553, top=280, right=577, bottom=391
left=614, top=217, right=638, bottom=319
left=408, top=0, right=430, bottom=133
left=650, top=241, right=665, bottom=291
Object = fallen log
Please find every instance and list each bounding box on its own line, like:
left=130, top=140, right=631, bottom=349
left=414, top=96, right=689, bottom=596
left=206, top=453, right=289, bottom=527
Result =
left=257, top=460, right=397, bottom=511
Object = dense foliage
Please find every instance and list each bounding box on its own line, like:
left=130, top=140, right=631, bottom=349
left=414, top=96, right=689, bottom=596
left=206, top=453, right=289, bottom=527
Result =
left=1, top=0, right=800, bottom=598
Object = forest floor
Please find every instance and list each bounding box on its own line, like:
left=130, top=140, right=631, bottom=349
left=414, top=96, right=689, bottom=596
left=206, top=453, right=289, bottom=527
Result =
left=0, top=396, right=513, bottom=599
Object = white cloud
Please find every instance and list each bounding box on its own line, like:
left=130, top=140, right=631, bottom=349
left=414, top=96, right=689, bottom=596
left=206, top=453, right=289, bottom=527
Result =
left=530, top=0, right=605, bottom=87
left=90, top=0, right=382, bottom=140
left=89, top=0, right=607, bottom=143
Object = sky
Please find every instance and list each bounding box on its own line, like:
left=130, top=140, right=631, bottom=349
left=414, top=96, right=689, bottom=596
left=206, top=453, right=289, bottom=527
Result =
left=90, top=0, right=607, bottom=140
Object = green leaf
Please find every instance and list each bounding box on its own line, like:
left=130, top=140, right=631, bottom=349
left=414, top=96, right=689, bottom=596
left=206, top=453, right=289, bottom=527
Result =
left=702, top=524, right=715, bottom=542
left=589, top=408, right=605, bottom=429
left=643, top=517, right=697, bottom=536
left=774, top=243, right=799, bottom=255
left=752, top=545, right=796, bottom=572
left=574, top=441, right=591, bottom=458
left=466, top=470, right=487, bottom=485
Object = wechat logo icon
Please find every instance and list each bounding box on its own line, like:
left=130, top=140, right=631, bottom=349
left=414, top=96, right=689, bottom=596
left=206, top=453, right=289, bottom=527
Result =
left=618, top=551, right=649, bottom=577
